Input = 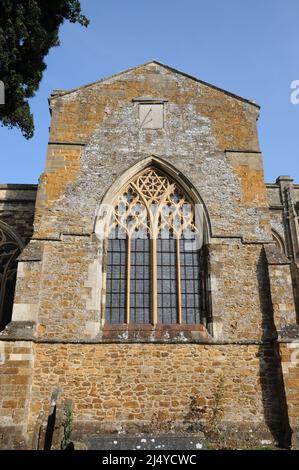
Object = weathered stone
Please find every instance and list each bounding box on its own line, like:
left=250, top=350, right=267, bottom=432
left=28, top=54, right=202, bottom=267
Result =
left=0, top=61, right=299, bottom=450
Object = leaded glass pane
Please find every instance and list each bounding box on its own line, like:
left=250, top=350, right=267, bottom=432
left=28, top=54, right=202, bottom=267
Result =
left=157, top=236, right=177, bottom=324
left=180, top=236, right=201, bottom=324
left=105, top=238, right=127, bottom=323
left=130, top=238, right=151, bottom=323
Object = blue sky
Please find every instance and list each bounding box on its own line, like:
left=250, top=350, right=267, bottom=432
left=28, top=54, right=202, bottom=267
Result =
left=1, top=0, right=298, bottom=183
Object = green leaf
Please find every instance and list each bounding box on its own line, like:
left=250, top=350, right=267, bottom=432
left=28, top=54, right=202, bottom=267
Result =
left=0, top=0, right=89, bottom=139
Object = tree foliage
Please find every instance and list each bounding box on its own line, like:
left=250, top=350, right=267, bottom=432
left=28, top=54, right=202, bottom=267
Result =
left=0, top=0, right=89, bottom=138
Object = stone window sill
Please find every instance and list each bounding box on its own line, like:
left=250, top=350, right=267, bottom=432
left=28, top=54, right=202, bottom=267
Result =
left=102, top=323, right=210, bottom=342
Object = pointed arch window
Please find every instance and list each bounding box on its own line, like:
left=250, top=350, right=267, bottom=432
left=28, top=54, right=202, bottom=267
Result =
left=105, top=167, right=204, bottom=325
left=0, top=225, right=21, bottom=331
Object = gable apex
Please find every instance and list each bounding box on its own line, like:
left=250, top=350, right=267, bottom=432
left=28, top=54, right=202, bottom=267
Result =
left=50, top=60, right=260, bottom=108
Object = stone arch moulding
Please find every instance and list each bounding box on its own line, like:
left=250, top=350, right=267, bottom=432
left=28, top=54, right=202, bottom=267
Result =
left=0, top=221, right=23, bottom=331
left=93, top=155, right=213, bottom=337
left=94, top=155, right=211, bottom=242
left=272, top=228, right=287, bottom=256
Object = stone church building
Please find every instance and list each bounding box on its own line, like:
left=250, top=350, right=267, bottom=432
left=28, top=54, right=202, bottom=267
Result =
left=0, top=61, right=299, bottom=449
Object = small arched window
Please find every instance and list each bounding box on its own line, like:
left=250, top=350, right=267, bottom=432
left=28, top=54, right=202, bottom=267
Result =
left=104, top=167, right=205, bottom=325
left=0, top=225, right=21, bottom=331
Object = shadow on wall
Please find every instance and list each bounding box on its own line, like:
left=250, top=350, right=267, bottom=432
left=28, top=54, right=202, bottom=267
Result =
left=257, top=248, right=292, bottom=448
left=0, top=222, right=21, bottom=331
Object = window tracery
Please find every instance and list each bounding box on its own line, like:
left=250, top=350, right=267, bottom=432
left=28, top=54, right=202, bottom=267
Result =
left=105, top=167, right=202, bottom=325
left=0, top=226, right=20, bottom=330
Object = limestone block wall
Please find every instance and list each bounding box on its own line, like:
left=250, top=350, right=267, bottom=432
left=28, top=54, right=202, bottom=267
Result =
left=20, top=342, right=294, bottom=448
left=281, top=342, right=299, bottom=429
left=266, top=179, right=299, bottom=317
left=0, top=339, right=297, bottom=449
left=1, top=62, right=298, bottom=449
left=0, top=339, right=298, bottom=449
left=35, top=236, right=102, bottom=340
left=209, top=242, right=273, bottom=341
left=0, top=341, right=33, bottom=449
left=264, top=247, right=296, bottom=332
left=33, top=62, right=269, bottom=244
left=15, top=61, right=281, bottom=342
left=12, top=258, right=42, bottom=325
left=13, top=237, right=296, bottom=343
left=266, top=183, right=285, bottom=243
